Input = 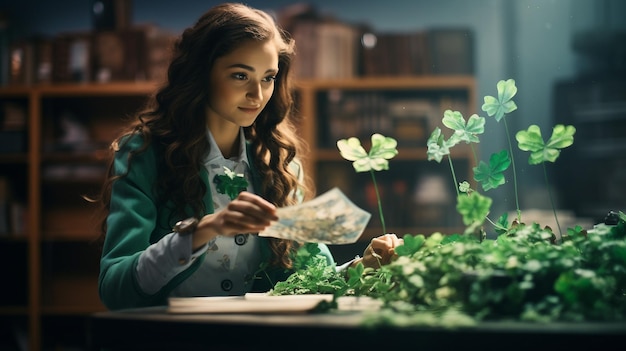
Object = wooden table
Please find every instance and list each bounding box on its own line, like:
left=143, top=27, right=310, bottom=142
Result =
left=88, top=306, right=626, bottom=351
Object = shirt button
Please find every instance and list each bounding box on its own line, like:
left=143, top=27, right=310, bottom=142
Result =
left=221, top=279, right=233, bottom=291
left=178, top=258, right=187, bottom=265
left=234, top=234, right=247, bottom=246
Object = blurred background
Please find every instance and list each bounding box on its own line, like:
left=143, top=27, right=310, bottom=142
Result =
left=0, top=0, right=624, bottom=350
left=4, top=0, right=624, bottom=223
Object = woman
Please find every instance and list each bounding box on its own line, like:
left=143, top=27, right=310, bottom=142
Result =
left=95, top=2, right=402, bottom=311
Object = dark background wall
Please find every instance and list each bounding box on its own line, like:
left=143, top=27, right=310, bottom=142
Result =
left=2, top=0, right=625, bottom=222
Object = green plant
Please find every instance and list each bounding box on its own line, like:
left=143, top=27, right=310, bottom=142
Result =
left=427, top=79, right=575, bottom=240
left=270, top=79, right=625, bottom=327
left=336, top=133, right=399, bottom=235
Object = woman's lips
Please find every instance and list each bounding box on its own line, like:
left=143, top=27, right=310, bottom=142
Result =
left=239, top=106, right=260, bottom=113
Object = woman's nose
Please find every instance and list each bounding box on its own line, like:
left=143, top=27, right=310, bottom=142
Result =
left=246, top=83, right=262, bottom=102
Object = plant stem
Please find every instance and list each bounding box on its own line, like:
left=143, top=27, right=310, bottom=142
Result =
left=543, top=163, right=563, bottom=241
left=485, top=215, right=508, bottom=232
left=447, top=155, right=460, bottom=197
left=370, top=170, right=387, bottom=234
left=503, top=118, right=521, bottom=223
left=470, top=144, right=479, bottom=167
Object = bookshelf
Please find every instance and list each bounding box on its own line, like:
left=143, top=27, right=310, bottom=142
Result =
left=296, top=76, right=477, bottom=261
left=0, top=76, right=475, bottom=349
left=0, top=81, right=158, bottom=351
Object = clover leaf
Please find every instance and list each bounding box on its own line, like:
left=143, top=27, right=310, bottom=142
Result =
left=481, top=79, right=518, bottom=122
left=395, top=234, right=426, bottom=257
left=473, top=149, right=511, bottom=191
left=442, top=110, right=485, bottom=144
left=214, top=166, right=249, bottom=200
left=456, top=192, right=492, bottom=226
left=337, top=133, right=398, bottom=172
left=515, top=124, right=576, bottom=164
left=426, top=127, right=458, bottom=163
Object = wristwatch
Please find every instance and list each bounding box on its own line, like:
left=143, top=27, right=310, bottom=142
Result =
left=173, top=217, right=199, bottom=236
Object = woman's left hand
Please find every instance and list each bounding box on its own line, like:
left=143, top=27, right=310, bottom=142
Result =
left=355, top=233, right=403, bottom=269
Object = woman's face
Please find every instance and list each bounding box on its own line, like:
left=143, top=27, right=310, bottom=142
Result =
left=206, top=39, right=279, bottom=129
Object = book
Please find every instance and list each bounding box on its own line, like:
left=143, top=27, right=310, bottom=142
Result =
left=427, top=28, right=474, bottom=75
left=361, top=31, right=428, bottom=76
left=168, top=293, right=334, bottom=314
left=291, top=19, right=359, bottom=79
left=52, top=32, right=91, bottom=82
left=168, top=293, right=382, bottom=314
left=91, top=28, right=147, bottom=82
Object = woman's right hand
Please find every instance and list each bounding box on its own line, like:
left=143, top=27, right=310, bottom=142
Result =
left=192, top=191, right=278, bottom=250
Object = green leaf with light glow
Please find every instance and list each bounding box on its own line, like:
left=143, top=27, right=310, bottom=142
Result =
left=426, top=127, right=459, bottom=163
left=442, top=110, right=485, bottom=144
left=481, top=79, right=518, bottom=122
left=515, top=124, right=576, bottom=164
left=337, top=133, right=398, bottom=172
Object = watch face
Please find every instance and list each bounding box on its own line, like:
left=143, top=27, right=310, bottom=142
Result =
left=175, top=217, right=198, bottom=235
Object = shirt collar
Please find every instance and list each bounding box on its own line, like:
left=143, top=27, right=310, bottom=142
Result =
left=205, top=127, right=250, bottom=168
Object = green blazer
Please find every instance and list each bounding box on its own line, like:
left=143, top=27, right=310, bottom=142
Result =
left=98, top=135, right=334, bottom=310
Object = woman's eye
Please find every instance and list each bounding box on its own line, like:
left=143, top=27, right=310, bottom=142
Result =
left=232, top=73, right=247, bottom=80
left=263, top=75, right=276, bottom=83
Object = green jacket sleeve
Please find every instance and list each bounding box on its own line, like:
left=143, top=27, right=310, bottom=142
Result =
left=98, top=136, right=204, bottom=310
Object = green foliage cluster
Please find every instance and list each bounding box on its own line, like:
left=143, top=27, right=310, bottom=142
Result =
left=269, top=79, right=626, bottom=326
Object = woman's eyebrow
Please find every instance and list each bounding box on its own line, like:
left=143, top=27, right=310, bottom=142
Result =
left=227, top=63, right=255, bottom=71
left=227, top=63, right=278, bottom=74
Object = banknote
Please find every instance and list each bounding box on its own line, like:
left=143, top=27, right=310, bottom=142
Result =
left=258, top=187, right=371, bottom=244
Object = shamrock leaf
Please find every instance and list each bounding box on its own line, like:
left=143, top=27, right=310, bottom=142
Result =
left=515, top=124, right=576, bottom=164
left=442, top=110, right=485, bottom=144
left=346, top=262, right=365, bottom=287
left=473, top=149, right=511, bottom=191
left=293, top=242, right=323, bottom=270
left=394, top=234, right=426, bottom=257
left=426, top=127, right=459, bottom=163
left=337, top=133, right=398, bottom=172
left=456, top=192, right=492, bottom=226
left=214, top=166, right=249, bottom=200
left=481, top=79, right=518, bottom=122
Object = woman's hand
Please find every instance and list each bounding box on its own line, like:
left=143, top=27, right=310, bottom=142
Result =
left=354, top=233, right=403, bottom=269
left=192, top=191, right=278, bottom=250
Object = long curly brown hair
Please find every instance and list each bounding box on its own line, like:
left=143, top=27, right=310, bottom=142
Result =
left=92, top=3, right=311, bottom=269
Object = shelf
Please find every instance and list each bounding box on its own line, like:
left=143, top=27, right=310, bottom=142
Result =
left=0, top=306, right=28, bottom=315
left=297, top=75, right=475, bottom=90
left=33, top=81, right=158, bottom=96
left=0, top=154, right=29, bottom=163
left=42, top=275, right=104, bottom=313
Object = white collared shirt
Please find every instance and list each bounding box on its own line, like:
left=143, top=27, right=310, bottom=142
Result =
left=137, top=128, right=263, bottom=297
